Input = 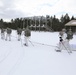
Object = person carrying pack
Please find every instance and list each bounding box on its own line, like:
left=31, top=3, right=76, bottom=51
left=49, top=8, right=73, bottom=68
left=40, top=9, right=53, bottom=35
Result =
left=58, top=29, right=67, bottom=50
left=17, top=28, right=22, bottom=41
left=1, top=28, right=5, bottom=39
left=5, top=27, right=12, bottom=41
left=24, top=27, right=31, bottom=46
left=58, top=28, right=72, bottom=53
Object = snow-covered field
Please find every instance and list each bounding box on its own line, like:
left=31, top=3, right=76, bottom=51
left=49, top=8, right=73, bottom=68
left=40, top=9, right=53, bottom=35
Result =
left=0, top=30, right=76, bottom=75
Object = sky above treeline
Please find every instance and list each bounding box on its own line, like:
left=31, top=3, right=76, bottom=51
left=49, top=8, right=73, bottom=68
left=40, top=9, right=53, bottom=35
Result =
left=0, top=0, right=76, bottom=22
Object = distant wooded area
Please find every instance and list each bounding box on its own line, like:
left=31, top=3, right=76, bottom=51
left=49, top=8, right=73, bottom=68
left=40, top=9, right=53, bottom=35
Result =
left=0, top=13, right=76, bottom=31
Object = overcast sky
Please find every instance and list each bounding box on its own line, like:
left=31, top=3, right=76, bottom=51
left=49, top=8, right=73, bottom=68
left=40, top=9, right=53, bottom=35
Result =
left=0, top=0, right=76, bottom=21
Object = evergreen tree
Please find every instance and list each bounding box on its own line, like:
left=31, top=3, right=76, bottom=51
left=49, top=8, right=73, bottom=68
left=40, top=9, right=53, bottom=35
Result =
left=71, top=16, right=76, bottom=20
left=63, top=13, right=70, bottom=24
left=0, top=19, right=4, bottom=28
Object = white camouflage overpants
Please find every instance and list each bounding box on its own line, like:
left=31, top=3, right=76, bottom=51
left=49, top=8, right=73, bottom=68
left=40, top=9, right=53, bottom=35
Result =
left=18, top=34, right=21, bottom=41
left=6, top=34, right=11, bottom=41
left=59, top=40, right=72, bottom=53
left=1, top=33, right=5, bottom=39
left=24, top=36, right=30, bottom=46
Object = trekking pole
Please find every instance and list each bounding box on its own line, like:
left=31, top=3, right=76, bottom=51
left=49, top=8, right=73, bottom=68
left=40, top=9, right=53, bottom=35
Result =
left=61, top=41, right=71, bottom=55
left=28, top=40, right=34, bottom=46
left=28, top=40, right=58, bottom=48
left=29, top=40, right=53, bottom=47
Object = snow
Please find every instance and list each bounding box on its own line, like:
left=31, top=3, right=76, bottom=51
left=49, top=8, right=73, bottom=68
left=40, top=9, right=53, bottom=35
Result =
left=0, top=30, right=76, bottom=75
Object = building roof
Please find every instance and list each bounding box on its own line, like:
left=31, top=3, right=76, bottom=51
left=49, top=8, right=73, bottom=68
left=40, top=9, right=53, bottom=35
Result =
left=65, top=20, right=76, bottom=26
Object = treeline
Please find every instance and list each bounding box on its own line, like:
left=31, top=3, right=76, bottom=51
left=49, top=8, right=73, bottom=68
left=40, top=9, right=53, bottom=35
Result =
left=0, top=13, right=76, bottom=31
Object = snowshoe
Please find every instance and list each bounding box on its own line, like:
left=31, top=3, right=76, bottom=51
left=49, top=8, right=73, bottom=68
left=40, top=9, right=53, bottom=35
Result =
left=55, top=49, right=61, bottom=52
left=24, top=43, right=28, bottom=46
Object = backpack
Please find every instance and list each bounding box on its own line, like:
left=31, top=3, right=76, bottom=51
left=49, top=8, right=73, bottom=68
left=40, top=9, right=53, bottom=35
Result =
left=17, top=28, right=22, bottom=35
left=66, top=31, right=73, bottom=40
left=7, top=28, right=12, bottom=34
left=1, top=28, right=5, bottom=33
left=24, top=29, right=31, bottom=37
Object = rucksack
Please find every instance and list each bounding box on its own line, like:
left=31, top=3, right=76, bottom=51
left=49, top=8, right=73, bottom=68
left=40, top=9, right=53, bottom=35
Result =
left=1, top=28, right=5, bottom=33
left=7, top=28, right=12, bottom=34
left=24, top=29, right=31, bottom=37
left=17, top=28, right=22, bottom=35
left=66, top=31, right=73, bottom=40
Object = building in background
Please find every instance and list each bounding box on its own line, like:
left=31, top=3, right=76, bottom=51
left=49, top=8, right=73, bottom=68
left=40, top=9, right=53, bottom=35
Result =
left=65, top=20, right=76, bottom=32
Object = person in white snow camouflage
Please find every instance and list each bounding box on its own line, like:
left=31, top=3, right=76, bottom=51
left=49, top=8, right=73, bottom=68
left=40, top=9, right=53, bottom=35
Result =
left=58, top=28, right=72, bottom=53
left=17, top=28, right=22, bottom=41
left=24, top=27, right=31, bottom=46
left=5, top=27, right=12, bottom=41
left=1, top=28, right=5, bottom=39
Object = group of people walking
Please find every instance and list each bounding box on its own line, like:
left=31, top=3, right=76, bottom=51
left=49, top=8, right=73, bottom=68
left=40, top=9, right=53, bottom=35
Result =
left=1, top=27, right=12, bottom=41
left=0, top=27, right=74, bottom=50
left=58, top=28, right=73, bottom=53
left=16, top=27, right=31, bottom=46
left=0, top=27, right=31, bottom=46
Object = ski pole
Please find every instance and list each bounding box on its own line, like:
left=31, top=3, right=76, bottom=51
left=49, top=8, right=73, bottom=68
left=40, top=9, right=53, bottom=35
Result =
left=28, top=40, right=34, bottom=46
left=61, top=41, right=71, bottom=55
left=28, top=40, right=59, bottom=48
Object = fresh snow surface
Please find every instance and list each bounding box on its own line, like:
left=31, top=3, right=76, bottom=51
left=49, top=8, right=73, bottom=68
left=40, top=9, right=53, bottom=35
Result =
left=0, top=30, right=76, bottom=75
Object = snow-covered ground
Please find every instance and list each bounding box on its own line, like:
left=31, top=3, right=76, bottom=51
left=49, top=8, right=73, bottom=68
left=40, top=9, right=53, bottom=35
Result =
left=0, top=30, right=76, bottom=75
